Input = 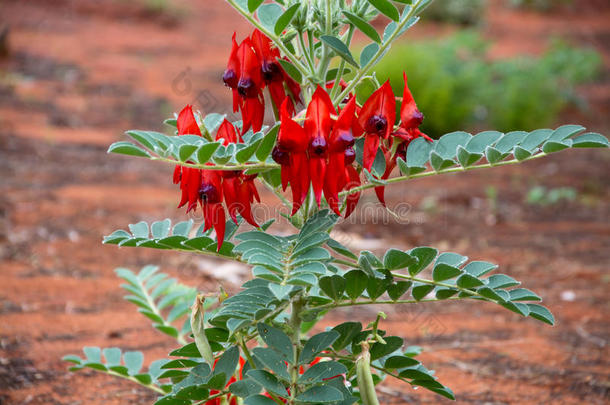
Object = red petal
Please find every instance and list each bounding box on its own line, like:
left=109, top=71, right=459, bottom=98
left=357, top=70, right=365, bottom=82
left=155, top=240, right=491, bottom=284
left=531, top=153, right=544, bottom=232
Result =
left=323, top=153, right=344, bottom=216
left=216, top=119, right=239, bottom=145
left=237, top=38, right=263, bottom=88
left=212, top=203, right=226, bottom=249
left=362, top=135, right=380, bottom=172
left=177, top=105, right=202, bottom=136
left=173, top=165, right=181, bottom=184
left=268, top=81, right=287, bottom=111
left=309, top=157, right=326, bottom=207
left=357, top=81, right=396, bottom=139
left=304, top=86, right=335, bottom=143
left=290, top=152, right=309, bottom=215
left=236, top=179, right=258, bottom=227
left=278, top=99, right=308, bottom=152
left=222, top=177, right=239, bottom=224
left=344, top=166, right=361, bottom=218
left=400, top=73, right=423, bottom=130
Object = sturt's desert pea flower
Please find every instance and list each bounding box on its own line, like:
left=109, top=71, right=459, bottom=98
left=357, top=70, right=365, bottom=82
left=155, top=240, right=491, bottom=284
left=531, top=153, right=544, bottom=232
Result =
left=274, top=98, right=310, bottom=215
left=251, top=29, right=301, bottom=110
left=374, top=73, right=432, bottom=206
left=357, top=80, right=396, bottom=172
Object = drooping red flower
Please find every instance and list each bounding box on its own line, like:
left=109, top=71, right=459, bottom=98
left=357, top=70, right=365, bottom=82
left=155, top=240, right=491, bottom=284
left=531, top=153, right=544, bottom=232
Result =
left=357, top=81, right=396, bottom=172
left=236, top=38, right=265, bottom=133
left=274, top=98, right=310, bottom=215
left=374, top=73, right=432, bottom=206
left=251, top=29, right=301, bottom=110
left=223, top=33, right=240, bottom=114
left=305, top=86, right=335, bottom=207
left=324, top=96, right=357, bottom=215
left=172, top=106, right=229, bottom=249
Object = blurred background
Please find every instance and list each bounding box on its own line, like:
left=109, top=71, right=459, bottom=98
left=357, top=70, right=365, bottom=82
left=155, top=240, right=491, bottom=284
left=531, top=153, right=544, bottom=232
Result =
left=0, top=0, right=608, bottom=404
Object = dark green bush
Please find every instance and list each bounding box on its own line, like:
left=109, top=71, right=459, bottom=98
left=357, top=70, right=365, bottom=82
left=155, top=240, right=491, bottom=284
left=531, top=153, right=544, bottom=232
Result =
left=424, top=0, right=486, bottom=25
left=362, top=32, right=601, bottom=138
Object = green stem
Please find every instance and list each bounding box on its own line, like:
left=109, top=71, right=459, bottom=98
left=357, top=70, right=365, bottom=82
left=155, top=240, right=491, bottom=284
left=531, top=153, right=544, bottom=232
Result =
left=105, top=370, right=166, bottom=394
left=338, top=152, right=549, bottom=197
left=150, top=156, right=277, bottom=171
left=224, top=0, right=310, bottom=79
left=297, top=31, right=316, bottom=75
left=333, top=0, right=423, bottom=105
left=193, top=390, right=231, bottom=405
left=329, top=26, right=354, bottom=101
left=288, top=297, right=304, bottom=404
left=313, top=297, right=462, bottom=311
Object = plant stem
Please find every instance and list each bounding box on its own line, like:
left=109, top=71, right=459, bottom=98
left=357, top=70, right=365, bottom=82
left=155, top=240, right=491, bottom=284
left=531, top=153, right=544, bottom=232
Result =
left=333, top=0, right=423, bottom=105
left=329, top=26, right=355, bottom=101
left=288, top=296, right=304, bottom=404
left=224, top=0, right=310, bottom=80
left=338, top=152, right=549, bottom=197
left=105, top=370, right=166, bottom=394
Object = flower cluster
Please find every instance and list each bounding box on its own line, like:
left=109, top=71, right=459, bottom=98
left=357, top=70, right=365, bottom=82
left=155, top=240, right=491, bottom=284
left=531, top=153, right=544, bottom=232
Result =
left=272, top=87, right=362, bottom=217
left=223, top=29, right=301, bottom=133
left=172, top=106, right=260, bottom=248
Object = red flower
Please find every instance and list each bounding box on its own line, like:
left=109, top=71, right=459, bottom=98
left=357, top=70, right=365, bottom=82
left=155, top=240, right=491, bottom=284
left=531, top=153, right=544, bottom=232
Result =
left=274, top=99, right=310, bottom=215
left=357, top=81, right=396, bottom=172
left=324, top=96, right=357, bottom=215
left=172, top=106, right=229, bottom=249
left=251, top=29, right=301, bottom=110
left=223, top=33, right=240, bottom=114
left=374, top=73, right=432, bottom=206
left=305, top=86, right=335, bottom=207
left=236, top=38, right=265, bottom=133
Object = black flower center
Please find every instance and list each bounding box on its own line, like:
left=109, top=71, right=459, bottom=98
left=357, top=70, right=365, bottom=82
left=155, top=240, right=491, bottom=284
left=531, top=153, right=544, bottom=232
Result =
left=365, top=115, right=387, bottom=135
left=222, top=69, right=237, bottom=89
left=237, top=78, right=257, bottom=98
left=309, top=136, right=327, bottom=157
left=200, top=183, right=221, bottom=204
left=262, top=62, right=282, bottom=83
left=271, top=146, right=290, bottom=165
left=344, top=147, right=356, bottom=165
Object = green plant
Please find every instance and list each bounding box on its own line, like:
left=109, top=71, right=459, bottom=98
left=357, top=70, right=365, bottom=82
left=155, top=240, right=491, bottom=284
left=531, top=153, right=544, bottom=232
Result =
left=526, top=186, right=577, bottom=206
left=508, top=0, right=573, bottom=12
left=63, top=1, right=608, bottom=404
left=369, top=32, right=602, bottom=137
left=424, top=0, right=486, bottom=25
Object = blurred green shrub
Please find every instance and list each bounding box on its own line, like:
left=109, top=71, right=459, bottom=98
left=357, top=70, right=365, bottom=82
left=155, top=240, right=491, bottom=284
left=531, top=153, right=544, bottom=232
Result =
left=508, top=0, right=573, bottom=12
left=363, top=32, right=602, bottom=138
left=425, top=0, right=486, bottom=25
left=526, top=186, right=577, bottom=206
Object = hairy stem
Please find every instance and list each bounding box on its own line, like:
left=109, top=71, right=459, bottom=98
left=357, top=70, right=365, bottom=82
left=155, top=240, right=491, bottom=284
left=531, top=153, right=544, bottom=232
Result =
left=224, top=0, right=310, bottom=79
left=333, top=0, right=423, bottom=104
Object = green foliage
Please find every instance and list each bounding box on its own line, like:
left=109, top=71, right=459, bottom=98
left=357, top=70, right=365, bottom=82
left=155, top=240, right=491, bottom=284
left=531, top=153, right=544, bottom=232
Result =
left=115, top=265, right=198, bottom=344
left=424, top=0, right=486, bottom=25
left=368, top=32, right=602, bottom=137
left=508, top=0, right=573, bottom=11
left=526, top=186, right=577, bottom=206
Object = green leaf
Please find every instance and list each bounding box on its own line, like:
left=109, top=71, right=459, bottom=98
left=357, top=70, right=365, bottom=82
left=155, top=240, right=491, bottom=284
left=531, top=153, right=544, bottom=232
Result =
left=252, top=347, right=290, bottom=381
left=213, top=346, right=239, bottom=386
left=229, top=379, right=262, bottom=398
left=343, top=11, right=381, bottom=43
left=257, top=4, right=283, bottom=31
left=327, top=238, right=357, bottom=260
left=527, top=304, right=555, bottom=325
left=246, top=370, right=288, bottom=397
left=411, top=284, right=434, bottom=301
left=367, top=0, right=400, bottom=21
left=466, top=130, right=503, bottom=153
left=295, top=385, right=343, bottom=403
left=196, top=142, right=221, bottom=164
left=274, top=4, right=300, bottom=35
left=370, top=336, right=403, bottom=360
left=408, top=247, right=438, bottom=276
left=509, top=288, right=541, bottom=302
left=268, top=283, right=294, bottom=300
left=298, top=361, right=347, bottom=384
left=331, top=322, right=362, bottom=351
left=486, top=274, right=520, bottom=289
left=384, top=355, right=419, bottom=369
left=256, top=125, right=279, bottom=160
left=485, top=145, right=504, bottom=164
left=248, top=0, right=264, bottom=12
left=456, top=145, right=483, bottom=167
left=277, top=59, right=302, bottom=83
left=320, top=35, right=359, bottom=68
left=542, top=140, right=571, bottom=153
left=319, top=275, right=346, bottom=301
left=360, top=42, right=380, bottom=68
left=299, top=331, right=340, bottom=364
left=387, top=281, right=411, bottom=301
left=383, top=249, right=416, bottom=270
left=343, top=270, right=369, bottom=300
left=236, top=138, right=262, bottom=163
left=463, top=261, right=497, bottom=277
left=108, top=141, right=150, bottom=157
left=257, top=323, right=293, bottom=363
left=124, top=351, right=144, bottom=375
left=244, top=395, right=277, bottom=405
left=572, top=132, right=609, bottom=148
left=432, top=263, right=462, bottom=282
left=456, top=274, right=484, bottom=289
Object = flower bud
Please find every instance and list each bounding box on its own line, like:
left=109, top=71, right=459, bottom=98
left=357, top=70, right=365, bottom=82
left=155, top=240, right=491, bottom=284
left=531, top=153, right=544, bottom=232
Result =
left=190, top=295, right=214, bottom=365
